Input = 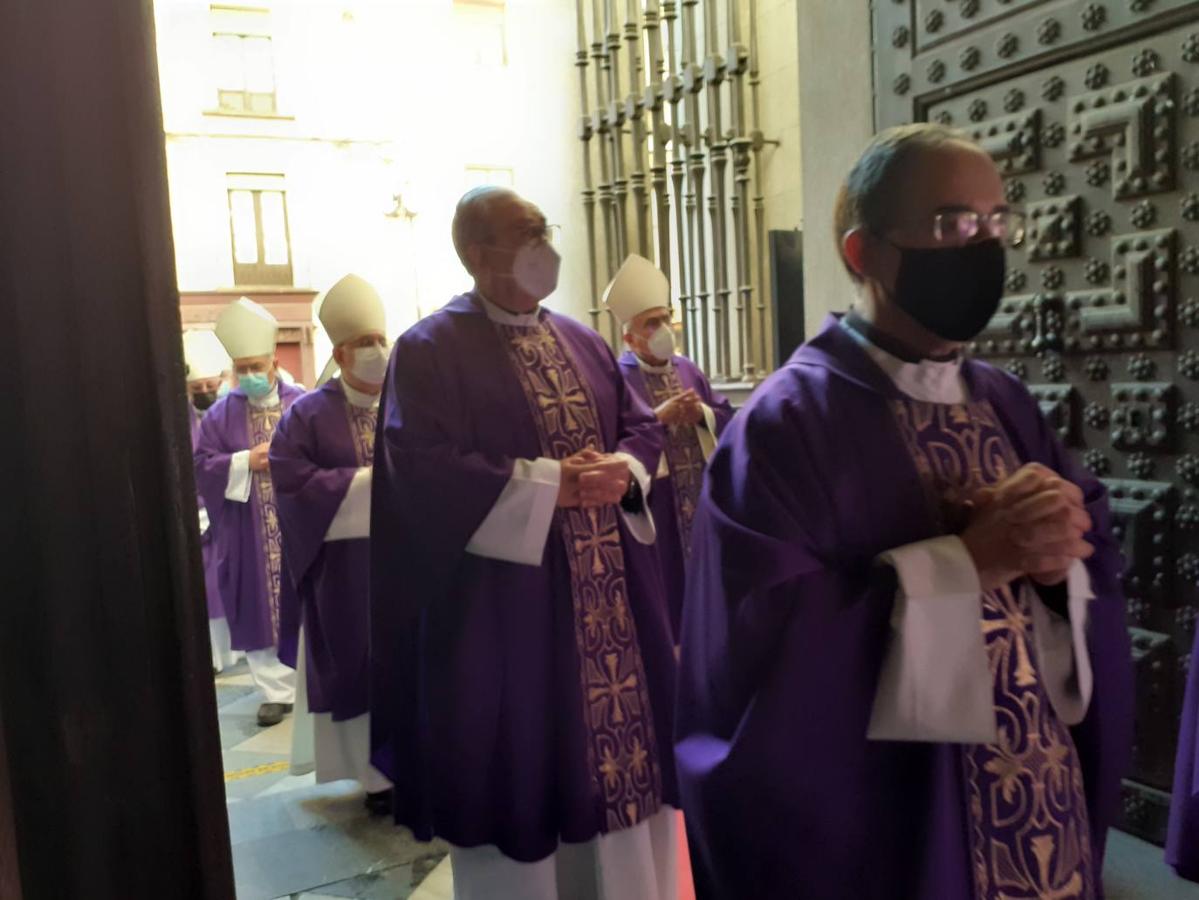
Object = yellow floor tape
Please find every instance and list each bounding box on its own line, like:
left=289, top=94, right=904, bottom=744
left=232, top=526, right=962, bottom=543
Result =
left=224, top=760, right=291, bottom=783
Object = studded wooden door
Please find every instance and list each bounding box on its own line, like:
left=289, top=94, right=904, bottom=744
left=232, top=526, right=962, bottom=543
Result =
left=871, top=0, right=1199, bottom=844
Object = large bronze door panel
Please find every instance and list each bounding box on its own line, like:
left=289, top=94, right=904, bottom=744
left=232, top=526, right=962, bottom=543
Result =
left=872, top=0, right=1199, bottom=843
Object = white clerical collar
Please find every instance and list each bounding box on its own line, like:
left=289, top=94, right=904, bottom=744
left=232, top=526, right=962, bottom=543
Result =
left=340, top=378, right=380, bottom=409
left=634, top=354, right=675, bottom=374
left=843, top=315, right=968, bottom=405
left=476, top=291, right=542, bottom=327
left=247, top=383, right=281, bottom=409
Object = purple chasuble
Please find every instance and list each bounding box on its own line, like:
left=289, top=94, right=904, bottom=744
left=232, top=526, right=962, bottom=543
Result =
left=270, top=379, right=375, bottom=720
left=370, top=293, right=676, bottom=862
left=617, top=351, right=733, bottom=638
left=894, top=398, right=1093, bottom=899
left=675, top=316, right=1133, bottom=900
left=194, top=383, right=304, bottom=652
left=191, top=403, right=225, bottom=620
left=1168, top=623, right=1199, bottom=879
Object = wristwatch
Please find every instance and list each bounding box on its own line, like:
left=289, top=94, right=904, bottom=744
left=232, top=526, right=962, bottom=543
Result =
left=619, top=475, right=644, bottom=514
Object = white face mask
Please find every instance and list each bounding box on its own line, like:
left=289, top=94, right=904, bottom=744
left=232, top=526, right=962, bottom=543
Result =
left=510, top=241, right=561, bottom=301
left=350, top=344, right=389, bottom=386
left=646, top=324, right=676, bottom=361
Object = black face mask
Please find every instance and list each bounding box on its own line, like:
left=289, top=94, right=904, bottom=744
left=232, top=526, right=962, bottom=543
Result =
left=884, top=238, right=1006, bottom=343
left=192, top=391, right=217, bottom=411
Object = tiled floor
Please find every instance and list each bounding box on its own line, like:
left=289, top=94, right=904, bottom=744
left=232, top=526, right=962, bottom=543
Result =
left=218, top=662, right=1199, bottom=899
left=215, top=663, right=449, bottom=900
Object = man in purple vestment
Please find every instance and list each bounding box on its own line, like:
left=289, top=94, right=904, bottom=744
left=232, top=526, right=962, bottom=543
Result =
left=676, top=125, right=1133, bottom=899
left=195, top=297, right=304, bottom=727
left=1169, top=625, right=1199, bottom=878
left=183, top=329, right=239, bottom=673
left=370, top=187, right=681, bottom=900
left=605, top=254, right=734, bottom=641
left=271, top=273, right=393, bottom=811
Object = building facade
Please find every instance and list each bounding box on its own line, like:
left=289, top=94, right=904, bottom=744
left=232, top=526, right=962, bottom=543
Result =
left=154, top=0, right=595, bottom=378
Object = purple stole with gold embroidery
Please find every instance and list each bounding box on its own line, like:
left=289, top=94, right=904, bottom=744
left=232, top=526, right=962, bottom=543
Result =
left=249, top=404, right=284, bottom=642
left=642, top=364, right=704, bottom=560
left=891, top=397, right=1094, bottom=900
left=495, top=316, right=664, bottom=831
left=344, top=400, right=376, bottom=469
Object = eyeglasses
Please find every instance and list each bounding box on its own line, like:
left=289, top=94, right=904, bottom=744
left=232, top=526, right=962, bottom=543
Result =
left=518, top=223, right=561, bottom=246
left=932, top=209, right=1026, bottom=248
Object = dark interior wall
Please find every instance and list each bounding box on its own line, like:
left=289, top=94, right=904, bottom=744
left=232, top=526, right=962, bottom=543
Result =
left=0, top=1, right=233, bottom=897
left=0, top=714, right=19, bottom=900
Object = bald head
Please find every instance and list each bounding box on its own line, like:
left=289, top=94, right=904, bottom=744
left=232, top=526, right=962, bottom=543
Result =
left=452, top=186, right=520, bottom=275
left=451, top=187, right=554, bottom=314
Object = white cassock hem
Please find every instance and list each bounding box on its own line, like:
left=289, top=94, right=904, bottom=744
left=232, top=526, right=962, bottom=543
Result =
left=448, top=806, right=678, bottom=900
left=246, top=647, right=296, bottom=704
left=289, top=633, right=390, bottom=792
left=210, top=617, right=240, bottom=672
left=225, top=449, right=253, bottom=503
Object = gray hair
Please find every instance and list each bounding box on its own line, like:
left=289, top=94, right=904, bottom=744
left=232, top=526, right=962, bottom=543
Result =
left=833, top=123, right=978, bottom=280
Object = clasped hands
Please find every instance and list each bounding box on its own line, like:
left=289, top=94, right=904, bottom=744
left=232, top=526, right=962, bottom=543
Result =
left=557, top=449, right=633, bottom=509
left=655, top=389, right=703, bottom=427
left=960, top=462, right=1094, bottom=592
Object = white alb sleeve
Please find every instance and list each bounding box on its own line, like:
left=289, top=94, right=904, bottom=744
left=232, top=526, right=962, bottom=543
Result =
left=225, top=450, right=253, bottom=503
left=1028, top=559, right=1094, bottom=726
left=614, top=452, right=656, bottom=545
left=465, top=458, right=562, bottom=565
left=325, top=467, right=372, bottom=542
left=697, top=404, right=718, bottom=461
left=867, top=535, right=997, bottom=743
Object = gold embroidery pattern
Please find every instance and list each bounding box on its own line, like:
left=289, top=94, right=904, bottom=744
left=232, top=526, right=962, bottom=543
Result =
left=642, top=366, right=705, bottom=559
left=250, top=405, right=285, bottom=641
left=342, top=392, right=377, bottom=468
left=496, top=319, right=663, bottom=831
left=891, top=398, right=1094, bottom=900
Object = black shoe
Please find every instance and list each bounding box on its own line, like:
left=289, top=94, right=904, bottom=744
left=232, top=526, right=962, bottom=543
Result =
left=364, top=789, right=392, bottom=816
left=256, top=702, right=293, bottom=727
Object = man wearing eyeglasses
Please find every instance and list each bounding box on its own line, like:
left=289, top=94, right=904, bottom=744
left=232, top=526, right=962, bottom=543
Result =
left=676, top=124, right=1133, bottom=898
left=370, top=187, right=680, bottom=899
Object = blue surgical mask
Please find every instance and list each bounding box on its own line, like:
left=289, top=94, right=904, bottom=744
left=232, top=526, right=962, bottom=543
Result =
left=239, top=372, right=273, bottom=399
left=216, top=381, right=231, bottom=399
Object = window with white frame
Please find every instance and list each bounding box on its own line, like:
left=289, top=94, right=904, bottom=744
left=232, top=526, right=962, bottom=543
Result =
left=211, top=6, right=277, bottom=115
left=227, top=173, right=293, bottom=286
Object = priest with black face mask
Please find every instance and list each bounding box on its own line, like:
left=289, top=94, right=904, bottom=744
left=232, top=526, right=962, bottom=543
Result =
left=675, top=124, right=1134, bottom=899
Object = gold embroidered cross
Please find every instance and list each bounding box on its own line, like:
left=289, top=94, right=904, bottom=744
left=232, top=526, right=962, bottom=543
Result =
left=627, top=735, right=649, bottom=780
left=574, top=508, right=621, bottom=576
left=598, top=746, right=623, bottom=790
left=981, top=587, right=1037, bottom=688
left=512, top=329, right=557, bottom=363
left=589, top=652, right=639, bottom=724
left=673, top=443, right=703, bottom=477
left=535, top=368, right=590, bottom=434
